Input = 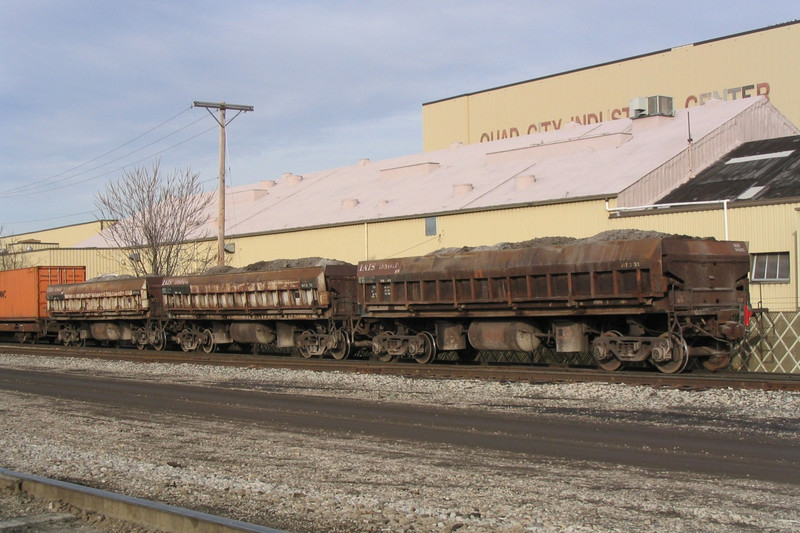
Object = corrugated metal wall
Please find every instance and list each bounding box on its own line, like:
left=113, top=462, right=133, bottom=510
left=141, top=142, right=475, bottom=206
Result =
left=19, top=248, right=125, bottom=279
left=2, top=221, right=111, bottom=249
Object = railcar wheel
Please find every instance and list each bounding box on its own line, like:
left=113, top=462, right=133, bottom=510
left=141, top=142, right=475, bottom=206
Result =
left=179, top=328, right=197, bottom=352
left=60, top=325, right=82, bottom=347
left=413, top=331, right=437, bottom=364
left=702, top=353, right=731, bottom=371
left=329, top=329, right=350, bottom=360
left=653, top=333, right=690, bottom=374
left=199, top=329, right=215, bottom=354
left=374, top=331, right=396, bottom=362
left=593, top=331, right=624, bottom=372
left=14, top=332, right=34, bottom=344
left=133, top=327, right=148, bottom=350
left=298, top=330, right=315, bottom=359
left=150, top=330, right=166, bottom=352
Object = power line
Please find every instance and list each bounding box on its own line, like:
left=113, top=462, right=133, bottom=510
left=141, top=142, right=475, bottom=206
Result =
left=1, top=115, right=210, bottom=197
left=3, top=210, right=95, bottom=227
left=0, top=107, right=193, bottom=196
left=0, top=124, right=219, bottom=199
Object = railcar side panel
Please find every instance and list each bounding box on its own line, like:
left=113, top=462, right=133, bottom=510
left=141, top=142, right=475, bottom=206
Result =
left=47, top=277, right=156, bottom=320
left=160, top=265, right=358, bottom=320
left=357, top=239, right=668, bottom=316
left=0, top=266, right=86, bottom=335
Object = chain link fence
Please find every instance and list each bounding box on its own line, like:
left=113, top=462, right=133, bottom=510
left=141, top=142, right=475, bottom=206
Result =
left=731, top=311, right=800, bottom=373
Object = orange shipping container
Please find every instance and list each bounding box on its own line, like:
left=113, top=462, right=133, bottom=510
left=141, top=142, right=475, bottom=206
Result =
left=0, top=266, right=86, bottom=321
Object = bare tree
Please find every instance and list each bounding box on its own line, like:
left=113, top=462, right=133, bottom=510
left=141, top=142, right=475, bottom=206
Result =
left=95, top=160, right=216, bottom=276
left=0, top=226, right=30, bottom=271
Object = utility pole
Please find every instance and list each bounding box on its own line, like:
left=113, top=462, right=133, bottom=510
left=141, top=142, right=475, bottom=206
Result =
left=192, top=101, right=254, bottom=265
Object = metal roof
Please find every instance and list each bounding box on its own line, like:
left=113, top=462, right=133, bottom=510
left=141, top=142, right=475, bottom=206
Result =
left=78, top=96, right=799, bottom=248
left=657, top=135, right=800, bottom=204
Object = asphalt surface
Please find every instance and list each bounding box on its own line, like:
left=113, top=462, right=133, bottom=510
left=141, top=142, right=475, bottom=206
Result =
left=1, top=368, right=798, bottom=486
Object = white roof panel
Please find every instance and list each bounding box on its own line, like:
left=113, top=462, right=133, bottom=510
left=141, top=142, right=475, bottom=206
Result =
left=79, top=96, right=794, bottom=248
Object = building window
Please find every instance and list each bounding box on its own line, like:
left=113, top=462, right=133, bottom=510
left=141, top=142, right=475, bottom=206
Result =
left=751, top=252, right=790, bottom=283
left=425, top=217, right=437, bottom=236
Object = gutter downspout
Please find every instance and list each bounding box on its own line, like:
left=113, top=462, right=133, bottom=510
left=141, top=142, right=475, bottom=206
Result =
left=605, top=198, right=730, bottom=240
left=364, top=222, right=369, bottom=260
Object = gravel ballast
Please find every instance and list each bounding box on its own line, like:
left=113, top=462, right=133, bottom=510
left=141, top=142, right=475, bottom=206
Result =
left=1, top=354, right=798, bottom=532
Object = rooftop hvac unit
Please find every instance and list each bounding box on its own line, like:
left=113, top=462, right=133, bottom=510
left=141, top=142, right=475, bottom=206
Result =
left=630, top=95, right=674, bottom=118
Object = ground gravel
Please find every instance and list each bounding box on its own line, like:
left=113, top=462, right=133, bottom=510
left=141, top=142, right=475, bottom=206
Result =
left=1, top=354, right=799, bottom=532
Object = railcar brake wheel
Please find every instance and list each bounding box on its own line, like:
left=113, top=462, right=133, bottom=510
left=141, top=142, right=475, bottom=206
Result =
left=329, top=329, right=350, bottom=360
left=413, top=331, right=437, bottom=364
left=702, top=353, right=731, bottom=371
left=593, top=331, right=623, bottom=372
left=653, top=332, right=690, bottom=374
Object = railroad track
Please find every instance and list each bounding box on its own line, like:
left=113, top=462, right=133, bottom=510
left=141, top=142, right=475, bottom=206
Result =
left=2, top=343, right=798, bottom=391
left=0, top=468, right=284, bottom=532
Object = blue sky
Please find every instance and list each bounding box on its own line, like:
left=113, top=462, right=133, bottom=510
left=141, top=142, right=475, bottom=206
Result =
left=1, top=1, right=797, bottom=234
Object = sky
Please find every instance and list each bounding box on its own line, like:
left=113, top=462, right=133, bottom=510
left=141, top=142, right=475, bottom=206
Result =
left=1, top=1, right=798, bottom=235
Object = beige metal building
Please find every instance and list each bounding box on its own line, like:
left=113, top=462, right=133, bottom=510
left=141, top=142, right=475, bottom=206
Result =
left=64, top=96, right=799, bottom=319
left=422, top=21, right=800, bottom=152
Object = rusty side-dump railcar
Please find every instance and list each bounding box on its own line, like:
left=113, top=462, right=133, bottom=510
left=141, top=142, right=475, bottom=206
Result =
left=47, top=276, right=166, bottom=349
left=0, top=266, right=86, bottom=342
left=159, top=264, right=358, bottom=356
left=357, top=238, right=750, bottom=373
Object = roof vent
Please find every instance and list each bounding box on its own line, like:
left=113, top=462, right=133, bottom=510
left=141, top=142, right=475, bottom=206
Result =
left=230, top=189, right=268, bottom=201
left=380, top=162, right=440, bottom=180
left=450, top=141, right=463, bottom=149
left=453, top=184, right=474, bottom=197
left=341, top=198, right=359, bottom=210
left=515, top=175, right=536, bottom=190
left=260, top=180, right=276, bottom=189
left=358, top=158, right=370, bottom=166
left=630, top=95, right=674, bottom=119
left=281, top=173, right=303, bottom=185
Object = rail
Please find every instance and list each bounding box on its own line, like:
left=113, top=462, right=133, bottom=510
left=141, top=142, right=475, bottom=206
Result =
left=2, top=343, right=798, bottom=391
left=0, top=468, right=286, bottom=533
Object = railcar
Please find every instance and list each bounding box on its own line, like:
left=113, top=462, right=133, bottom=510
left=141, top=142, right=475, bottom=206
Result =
left=36, top=234, right=750, bottom=374
left=158, top=264, right=358, bottom=355
left=356, top=237, right=750, bottom=373
left=0, top=266, right=86, bottom=343
left=46, top=264, right=359, bottom=355
left=47, top=275, right=166, bottom=348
